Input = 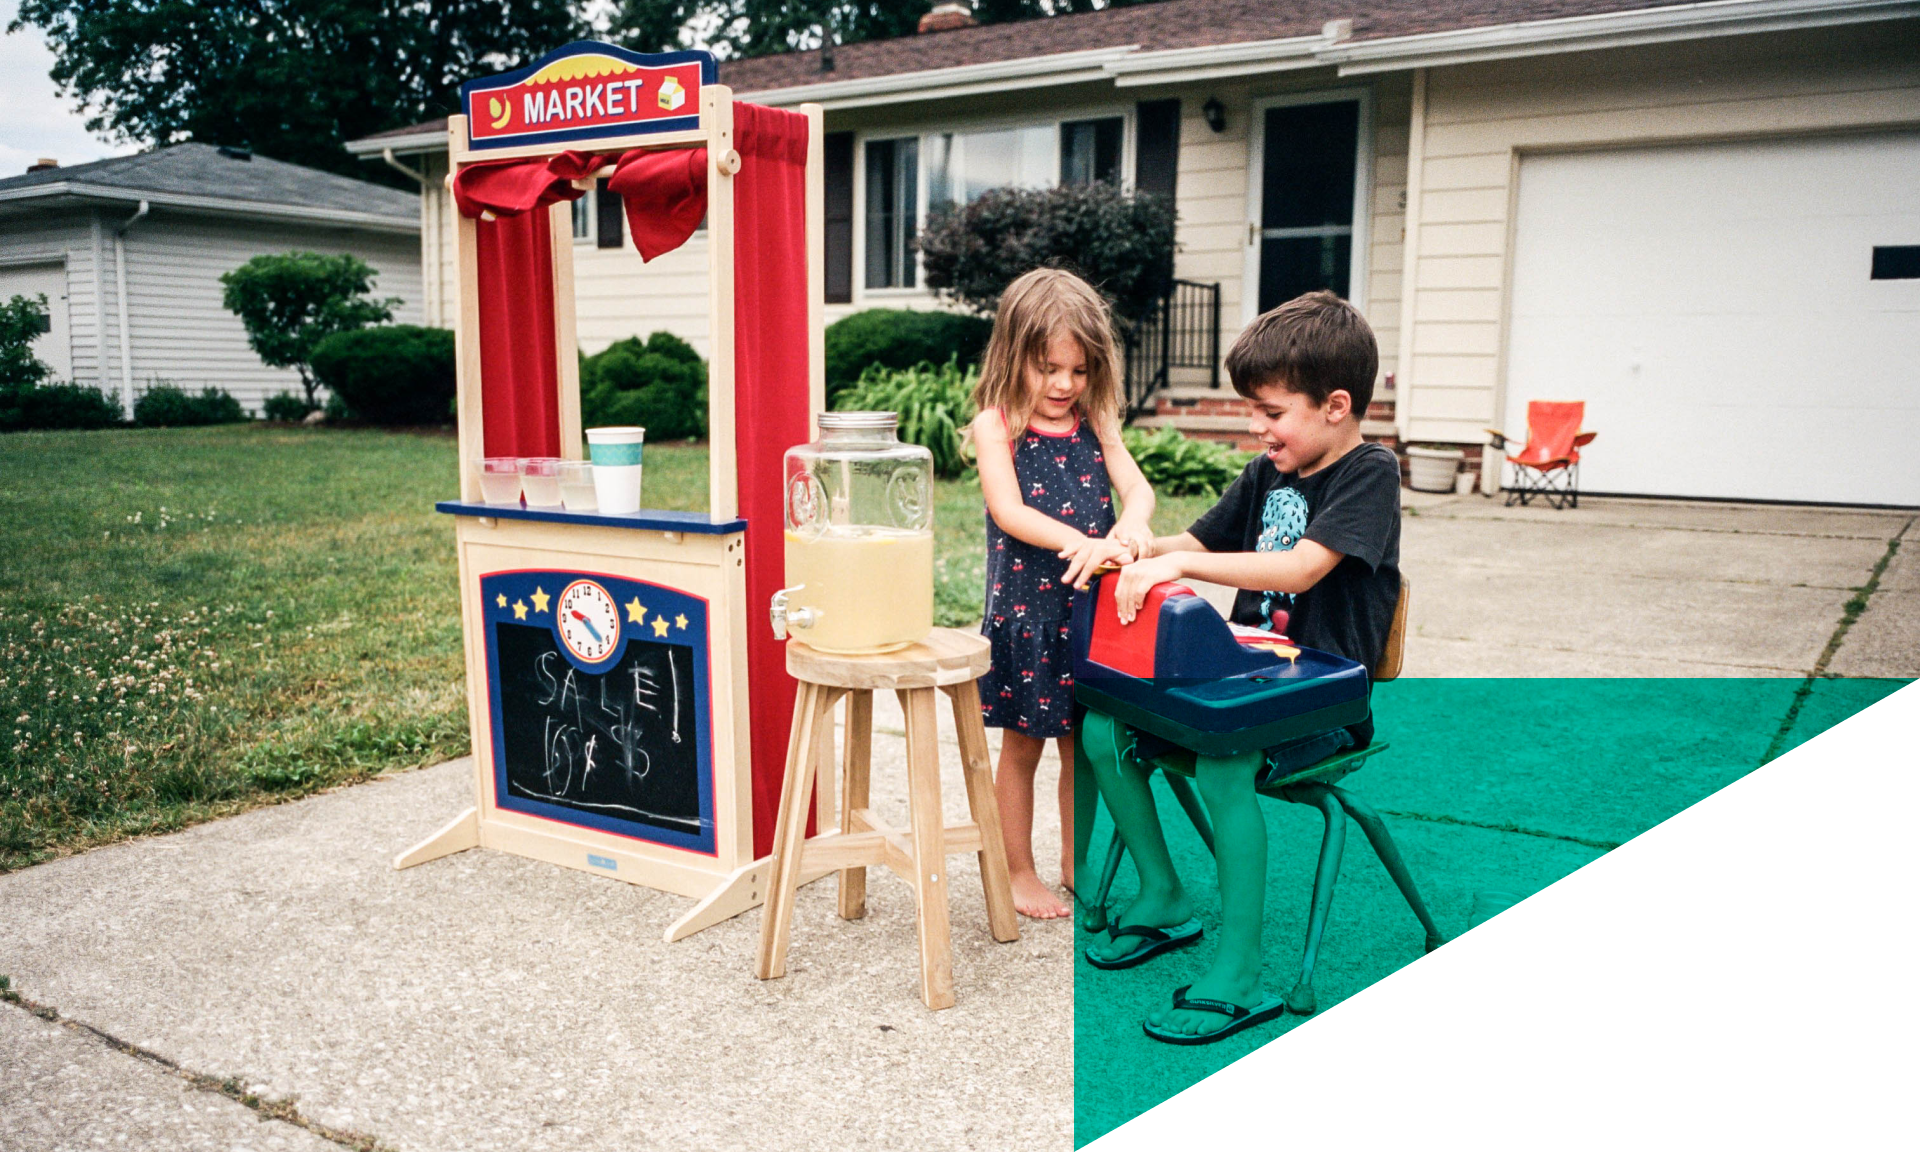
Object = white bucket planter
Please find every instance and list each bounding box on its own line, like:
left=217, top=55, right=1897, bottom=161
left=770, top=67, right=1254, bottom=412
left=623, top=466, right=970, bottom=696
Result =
left=1407, top=446, right=1465, bottom=493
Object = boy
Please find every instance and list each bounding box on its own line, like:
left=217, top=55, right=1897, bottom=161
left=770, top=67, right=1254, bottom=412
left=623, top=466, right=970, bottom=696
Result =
left=1081, top=290, right=1402, bottom=1044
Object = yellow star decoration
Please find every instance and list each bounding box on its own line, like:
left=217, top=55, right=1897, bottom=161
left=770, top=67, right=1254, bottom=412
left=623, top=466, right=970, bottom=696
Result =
left=624, top=597, right=647, bottom=624
left=675, top=613, right=688, bottom=631
left=651, top=617, right=671, bottom=638
left=512, top=599, right=529, bottom=621
left=529, top=586, right=551, bottom=614
left=495, top=593, right=508, bottom=608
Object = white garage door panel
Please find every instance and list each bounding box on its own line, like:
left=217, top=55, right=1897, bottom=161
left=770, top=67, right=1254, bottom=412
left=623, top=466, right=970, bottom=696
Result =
left=1507, top=133, right=1920, bottom=506
left=0, top=261, right=72, bottom=382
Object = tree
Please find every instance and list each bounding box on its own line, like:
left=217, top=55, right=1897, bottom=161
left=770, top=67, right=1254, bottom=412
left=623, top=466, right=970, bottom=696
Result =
left=10, top=0, right=582, bottom=181
left=917, top=183, right=1176, bottom=324
left=0, top=295, right=54, bottom=391
left=221, top=253, right=399, bottom=407
left=609, top=0, right=1158, bottom=59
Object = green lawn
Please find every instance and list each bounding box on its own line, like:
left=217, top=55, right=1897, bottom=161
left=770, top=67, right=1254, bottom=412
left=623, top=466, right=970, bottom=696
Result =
left=1, top=427, right=1209, bottom=871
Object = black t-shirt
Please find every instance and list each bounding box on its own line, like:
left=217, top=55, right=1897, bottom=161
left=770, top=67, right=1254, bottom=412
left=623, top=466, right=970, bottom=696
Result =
left=1187, top=441, right=1402, bottom=675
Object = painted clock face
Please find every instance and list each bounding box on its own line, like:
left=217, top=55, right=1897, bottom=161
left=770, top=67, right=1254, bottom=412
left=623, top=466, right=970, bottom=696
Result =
left=556, top=579, right=621, bottom=663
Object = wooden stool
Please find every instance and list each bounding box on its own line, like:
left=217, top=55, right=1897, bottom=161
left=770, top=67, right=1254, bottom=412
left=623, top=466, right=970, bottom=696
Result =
left=755, top=628, right=1019, bottom=1009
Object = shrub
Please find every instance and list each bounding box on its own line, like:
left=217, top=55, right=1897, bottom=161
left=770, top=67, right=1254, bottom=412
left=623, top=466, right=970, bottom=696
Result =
left=918, top=184, right=1177, bottom=324
left=220, top=252, right=399, bottom=406
left=580, top=331, right=707, bottom=441
left=262, top=392, right=314, bottom=422
left=833, top=358, right=976, bottom=479
left=134, top=384, right=249, bottom=428
left=823, top=309, right=992, bottom=403
left=309, top=325, right=455, bottom=425
left=1, top=294, right=54, bottom=390
left=0, top=381, right=124, bottom=432
left=1121, top=426, right=1251, bottom=497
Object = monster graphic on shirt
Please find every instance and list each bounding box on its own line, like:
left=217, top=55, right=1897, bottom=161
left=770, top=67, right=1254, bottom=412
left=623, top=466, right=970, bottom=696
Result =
left=1255, top=486, right=1309, bottom=628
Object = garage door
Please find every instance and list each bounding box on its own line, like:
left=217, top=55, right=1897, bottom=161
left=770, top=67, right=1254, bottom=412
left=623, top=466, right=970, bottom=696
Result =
left=1505, top=133, right=1920, bottom=506
left=0, top=260, right=72, bottom=383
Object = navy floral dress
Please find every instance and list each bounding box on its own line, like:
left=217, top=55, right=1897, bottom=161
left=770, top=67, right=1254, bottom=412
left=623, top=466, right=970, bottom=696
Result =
left=979, top=415, right=1115, bottom=738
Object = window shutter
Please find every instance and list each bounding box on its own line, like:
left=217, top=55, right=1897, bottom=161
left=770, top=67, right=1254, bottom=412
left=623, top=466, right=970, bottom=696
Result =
left=595, top=181, right=623, bottom=249
left=824, top=131, right=854, bottom=303
left=1134, top=99, right=1180, bottom=203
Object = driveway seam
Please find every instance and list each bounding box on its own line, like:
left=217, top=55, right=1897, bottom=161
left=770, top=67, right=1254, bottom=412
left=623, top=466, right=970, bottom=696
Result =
left=1379, top=809, right=1620, bottom=851
left=1761, top=517, right=1912, bottom=763
left=0, top=984, right=396, bottom=1152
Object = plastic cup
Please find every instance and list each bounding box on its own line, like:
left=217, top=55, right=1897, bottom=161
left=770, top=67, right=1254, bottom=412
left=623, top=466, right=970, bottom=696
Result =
left=520, top=457, right=564, bottom=507
left=558, top=460, right=598, bottom=511
left=585, top=426, right=645, bottom=514
left=478, top=457, right=522, bottom=505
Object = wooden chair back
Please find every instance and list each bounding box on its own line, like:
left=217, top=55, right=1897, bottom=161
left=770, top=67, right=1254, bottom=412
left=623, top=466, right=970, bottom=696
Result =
left=1375, top=577, right=1410, bottom=683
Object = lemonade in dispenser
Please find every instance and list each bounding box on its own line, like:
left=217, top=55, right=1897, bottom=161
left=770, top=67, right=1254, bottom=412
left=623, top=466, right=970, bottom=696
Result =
left=773, top=412, right=934, bottom=654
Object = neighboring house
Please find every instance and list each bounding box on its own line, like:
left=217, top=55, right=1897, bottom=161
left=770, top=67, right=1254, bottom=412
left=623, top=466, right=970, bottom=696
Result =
left=349, top=0, right=1920, bottom=506
left=0, top=143, right=422, bottom=415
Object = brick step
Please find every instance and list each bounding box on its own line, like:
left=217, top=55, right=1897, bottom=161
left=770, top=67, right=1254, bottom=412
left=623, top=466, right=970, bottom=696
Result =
left=1131, top=414, right=1399, bottom=454
left=1150, top=387, right=1397, bottom=424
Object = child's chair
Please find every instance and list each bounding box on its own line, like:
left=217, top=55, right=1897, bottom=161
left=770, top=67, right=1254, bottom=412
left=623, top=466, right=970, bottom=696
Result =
left=1486, top=400, right=1596, bottom=509
left=1081, top=578, right=1444, bottom=1016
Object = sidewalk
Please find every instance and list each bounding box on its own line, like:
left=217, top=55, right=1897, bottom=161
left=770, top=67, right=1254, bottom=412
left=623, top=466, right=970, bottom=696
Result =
left=2, top=496, right=1911, bottom=1152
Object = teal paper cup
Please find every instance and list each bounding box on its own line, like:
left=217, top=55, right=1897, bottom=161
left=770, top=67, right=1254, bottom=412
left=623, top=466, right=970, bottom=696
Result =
left=585, top=426, right=645, bottom=513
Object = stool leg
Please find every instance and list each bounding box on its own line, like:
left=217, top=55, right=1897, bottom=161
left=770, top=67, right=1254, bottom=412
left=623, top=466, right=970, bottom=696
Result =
left=1284, top=782, right=1347, bottom=1016
left=756, top=682, right=829, bottom=981
left=949, top=680, right=1018, bottom=944
left=1163, top=773, right=1217, bottom=856
left=1328, top=784, right=1446, bottom=953
left=838, top=689, right=873, bottom=920
left=1086, top=826, right=1125, bottom=934
left=900, top=687, right=955, bottom=1009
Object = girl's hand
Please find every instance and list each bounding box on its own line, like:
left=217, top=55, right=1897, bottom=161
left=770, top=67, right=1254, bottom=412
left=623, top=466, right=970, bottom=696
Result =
left=1111, top=522, right=1155, bottom=561
left=1113, top=554, right=1184, bottom=625
left=1058, top=536, right=1132, bottom=592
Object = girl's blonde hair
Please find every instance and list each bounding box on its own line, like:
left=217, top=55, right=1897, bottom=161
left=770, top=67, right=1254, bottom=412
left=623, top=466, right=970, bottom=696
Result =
left=970, top=268, right=1123, bottom=440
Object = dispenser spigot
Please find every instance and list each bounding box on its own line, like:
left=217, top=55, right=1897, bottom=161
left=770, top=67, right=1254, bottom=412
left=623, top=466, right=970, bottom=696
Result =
left=770, top=585, right=819, bottom=640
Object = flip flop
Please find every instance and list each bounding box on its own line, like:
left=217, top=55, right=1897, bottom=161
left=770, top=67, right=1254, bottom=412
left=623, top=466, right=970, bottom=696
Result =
left=1142, top=984, right=1287, bottom=1046
left=1083, top=918, right=1203, bottom=971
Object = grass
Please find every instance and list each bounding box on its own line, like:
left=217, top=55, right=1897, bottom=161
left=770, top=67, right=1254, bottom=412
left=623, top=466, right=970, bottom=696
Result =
left=0, top=428, right=1212, bottom=870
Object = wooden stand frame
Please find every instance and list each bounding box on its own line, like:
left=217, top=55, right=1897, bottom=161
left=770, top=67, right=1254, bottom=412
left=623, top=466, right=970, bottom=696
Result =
left=401, top=71, right=829, bottom=935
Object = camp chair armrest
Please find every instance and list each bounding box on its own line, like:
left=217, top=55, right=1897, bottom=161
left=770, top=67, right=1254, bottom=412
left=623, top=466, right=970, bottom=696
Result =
left=1483, top=428, right=1512, bottom=450
left=1574, top=431, right=1597, bottom=447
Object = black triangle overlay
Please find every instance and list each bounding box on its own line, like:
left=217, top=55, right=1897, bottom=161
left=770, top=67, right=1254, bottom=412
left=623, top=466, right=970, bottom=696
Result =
left=1090, top=679, right=1912, bottom=1128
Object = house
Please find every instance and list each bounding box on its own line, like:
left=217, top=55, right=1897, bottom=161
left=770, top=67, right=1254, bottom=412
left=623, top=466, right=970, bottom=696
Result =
left=0, top=143, right=422, bottom=415
left=349, top=0, right=1920, bottom=506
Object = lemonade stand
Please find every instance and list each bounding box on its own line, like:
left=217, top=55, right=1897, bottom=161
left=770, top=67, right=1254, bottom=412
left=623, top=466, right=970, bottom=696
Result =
left=397, top=40, right=832, bottom=942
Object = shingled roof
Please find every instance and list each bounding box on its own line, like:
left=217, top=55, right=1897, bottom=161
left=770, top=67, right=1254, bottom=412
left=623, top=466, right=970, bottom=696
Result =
left=0, top=142, right=417, bottom=224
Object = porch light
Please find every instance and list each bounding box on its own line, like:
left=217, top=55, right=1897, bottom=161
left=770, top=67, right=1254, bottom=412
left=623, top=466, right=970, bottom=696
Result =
left=1202, top=97, right=1226, bottom=133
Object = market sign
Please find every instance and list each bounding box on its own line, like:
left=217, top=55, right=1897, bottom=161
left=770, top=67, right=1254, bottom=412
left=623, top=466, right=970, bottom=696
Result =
left=461, top=42, right=718, bottom=151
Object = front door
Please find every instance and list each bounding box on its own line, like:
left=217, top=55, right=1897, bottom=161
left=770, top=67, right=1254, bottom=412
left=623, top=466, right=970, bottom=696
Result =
left=1254, top=99, right=1361, bottom=314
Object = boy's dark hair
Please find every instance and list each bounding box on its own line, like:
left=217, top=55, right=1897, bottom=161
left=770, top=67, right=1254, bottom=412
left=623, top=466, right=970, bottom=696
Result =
left=1224, top=290, right=1379, bottom=415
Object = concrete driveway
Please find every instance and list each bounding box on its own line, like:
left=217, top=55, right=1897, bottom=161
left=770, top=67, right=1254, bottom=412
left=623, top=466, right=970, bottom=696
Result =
left=1, top=496, right=1911, bottom=1152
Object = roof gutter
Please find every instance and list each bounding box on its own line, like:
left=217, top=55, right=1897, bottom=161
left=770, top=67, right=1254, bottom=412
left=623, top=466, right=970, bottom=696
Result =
left=1101, top=31, right=1327, bottom=87
left=380, top=147, right=427, bottom=184
left=739, top=44, right=1140, bottom=110
left=1320, top=0, right=1920, bottom=75
left=344, top=130, right=446, bottom=158
left=0, top=181, right=419, bottom=233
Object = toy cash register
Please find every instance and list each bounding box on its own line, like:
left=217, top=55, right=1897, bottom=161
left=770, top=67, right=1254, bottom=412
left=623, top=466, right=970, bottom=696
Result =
left=1071, top=575, right=1370, bottom=756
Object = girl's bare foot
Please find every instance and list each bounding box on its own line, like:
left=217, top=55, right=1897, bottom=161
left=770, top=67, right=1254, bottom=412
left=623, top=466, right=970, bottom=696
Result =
left=1009, top=869, right=1072, bottom=919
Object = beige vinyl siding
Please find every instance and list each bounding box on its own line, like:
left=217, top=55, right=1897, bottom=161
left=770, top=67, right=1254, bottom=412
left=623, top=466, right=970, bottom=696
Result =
left=0, top=210, right=107, bottom=390
left=1400, top=20, right=1920, bottom=445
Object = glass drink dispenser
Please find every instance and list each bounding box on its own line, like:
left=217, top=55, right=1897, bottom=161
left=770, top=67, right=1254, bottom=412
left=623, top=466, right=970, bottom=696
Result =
left=774, top=411, right=935, bottom=654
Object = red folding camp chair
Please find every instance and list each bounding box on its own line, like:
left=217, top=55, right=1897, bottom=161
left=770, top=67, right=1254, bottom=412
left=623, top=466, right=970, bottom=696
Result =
left=1485, top=401, right=1596, bottom=509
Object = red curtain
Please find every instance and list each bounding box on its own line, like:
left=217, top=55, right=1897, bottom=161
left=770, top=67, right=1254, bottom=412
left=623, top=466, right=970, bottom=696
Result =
left=608, top=148, right=708, bottom=262
left=730, top=104, right=812, bottom=858
left=451, top=152, right=601, bottom=459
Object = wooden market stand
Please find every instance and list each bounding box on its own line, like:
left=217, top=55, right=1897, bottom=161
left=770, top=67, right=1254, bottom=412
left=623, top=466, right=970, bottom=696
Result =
left=394, top=41, right=837, bottom=942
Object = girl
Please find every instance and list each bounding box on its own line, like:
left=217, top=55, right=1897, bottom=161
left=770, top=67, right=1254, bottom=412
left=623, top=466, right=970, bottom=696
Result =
left=970, top=268, right=1155, bottom=920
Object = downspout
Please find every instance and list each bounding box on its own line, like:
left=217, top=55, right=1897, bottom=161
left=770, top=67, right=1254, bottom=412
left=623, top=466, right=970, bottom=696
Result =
left=382, top=148, right=435, bottom=326
left=1394, top=69, right=1425, bottom=450
left=114, top=200, right=149, bottom=417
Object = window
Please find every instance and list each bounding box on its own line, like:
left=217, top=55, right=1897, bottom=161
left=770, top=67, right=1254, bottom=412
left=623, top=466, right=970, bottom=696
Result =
left=1060, top=117, right=1123, bottom=187
left=865, top=137, right=918, bottom=289
left=1871, top=245, right=1920, bottom=280
left=1256, top=100, right=1359, bottom=313
left=570, top=196, right=592, bottom=242
left=926, top=125, right=1053, bottom=211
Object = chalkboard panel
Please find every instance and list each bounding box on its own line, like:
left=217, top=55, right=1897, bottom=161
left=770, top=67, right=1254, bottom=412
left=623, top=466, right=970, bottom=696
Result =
left=480, top=570, right=714, bottom=854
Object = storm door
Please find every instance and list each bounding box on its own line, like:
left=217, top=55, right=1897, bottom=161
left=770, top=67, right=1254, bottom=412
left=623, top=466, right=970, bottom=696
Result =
left=1254, top=99, right=1361, bottom=313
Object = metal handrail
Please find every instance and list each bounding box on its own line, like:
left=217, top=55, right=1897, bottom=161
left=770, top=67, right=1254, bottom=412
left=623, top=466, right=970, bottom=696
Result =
left=1121, top=279, right=1220, bottom=422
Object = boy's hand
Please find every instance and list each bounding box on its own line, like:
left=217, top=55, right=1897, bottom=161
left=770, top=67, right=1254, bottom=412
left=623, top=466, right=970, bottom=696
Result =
left=1059, top=536, right=1132, bottom=591
left=1113, top=554, right=1184, bottom=625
